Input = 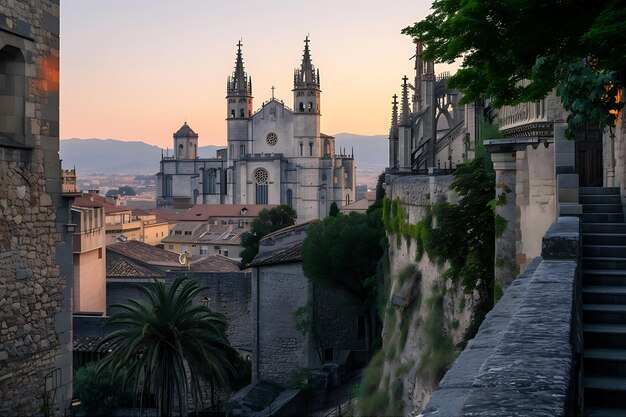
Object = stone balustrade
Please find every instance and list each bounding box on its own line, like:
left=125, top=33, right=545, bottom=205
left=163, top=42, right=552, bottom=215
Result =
left=420, top=216, right=582, bottom=417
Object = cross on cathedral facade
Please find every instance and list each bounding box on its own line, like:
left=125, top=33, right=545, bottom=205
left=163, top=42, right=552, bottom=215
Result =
left=156, top=38, right=356, bottom=222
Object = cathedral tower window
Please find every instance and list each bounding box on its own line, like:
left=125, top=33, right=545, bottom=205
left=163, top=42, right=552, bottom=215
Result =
left=309, top=142, right=313, bottom=156
left=345, top=194, right=351, bottom=206
left=231, top=109, right=235, bottom=118
left=254, top=168, right=269, bottom=204
left=266, top=132, right=278, bottom=146
left=299, top=102, right=304, bottom=112
left=299, top=142, right=303, bottom=156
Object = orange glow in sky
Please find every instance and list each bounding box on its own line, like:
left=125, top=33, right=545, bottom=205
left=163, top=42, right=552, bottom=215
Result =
left=61, top=1, right=456, bottom=148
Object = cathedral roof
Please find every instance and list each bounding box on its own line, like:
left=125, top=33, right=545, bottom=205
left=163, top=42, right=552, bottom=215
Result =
left=174, top=122, right=198, bottom=138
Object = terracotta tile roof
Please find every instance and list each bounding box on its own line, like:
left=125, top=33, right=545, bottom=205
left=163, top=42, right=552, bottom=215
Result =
left=180, top=204, right=276, bottom=222
left=107, top=258, right=162, bottom=278
left=189, top=254, right=241, bottom=273
left=107, top=240, right=181, bottom=267
left=73, top=336, right=120, bottom=353
left=249, top=240, right=302, bottom=267
left=73, top=194, right=130, bottom=214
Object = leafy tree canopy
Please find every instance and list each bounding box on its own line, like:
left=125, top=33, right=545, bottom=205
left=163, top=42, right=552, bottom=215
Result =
left=301, top=211, right=384, bottom=309
left=403, top=0, right=625, bottom=132
left=239, top=205, right=297, bottom=267
left=329, top=202, right=340, bottom=217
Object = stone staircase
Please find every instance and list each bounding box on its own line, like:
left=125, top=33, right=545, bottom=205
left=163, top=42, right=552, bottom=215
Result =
left=581, top=187, right=626, bottom=417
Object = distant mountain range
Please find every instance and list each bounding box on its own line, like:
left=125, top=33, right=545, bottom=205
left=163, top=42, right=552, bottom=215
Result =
left=59, top=133, right=387, bottom=175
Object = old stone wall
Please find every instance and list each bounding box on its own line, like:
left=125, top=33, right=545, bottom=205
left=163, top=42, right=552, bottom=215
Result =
left=314, top=284, right=366, bottom=358
left=252, top=263, right=314, bottom=385
left=0, top=1, right=72, bottom=415
left=367, top=174, right=477, bottom=415
left=421, top=217, right=581, bottom=417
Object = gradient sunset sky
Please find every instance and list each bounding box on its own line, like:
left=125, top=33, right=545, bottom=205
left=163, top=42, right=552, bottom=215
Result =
left=60, top=1, right=453, bottom=149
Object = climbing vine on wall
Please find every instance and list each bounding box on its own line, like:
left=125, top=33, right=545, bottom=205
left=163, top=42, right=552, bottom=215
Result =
left=382, top=157, right=495, bottom=341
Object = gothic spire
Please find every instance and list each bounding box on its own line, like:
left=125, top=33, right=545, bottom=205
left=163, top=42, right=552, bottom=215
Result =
left=389, top=94, right=399, bottom=138
left=227, top=40, right=251, bottom=95
left=294, top=36, right=319, bottom=88
left=400, top=76, right=411, bottom=126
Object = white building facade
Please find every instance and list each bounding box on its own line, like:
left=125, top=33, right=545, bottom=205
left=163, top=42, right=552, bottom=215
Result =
left=156, top=38, right=356, bottom=222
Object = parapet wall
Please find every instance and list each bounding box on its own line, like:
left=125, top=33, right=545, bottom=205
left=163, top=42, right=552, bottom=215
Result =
left=421, top=216, right=582, bottom=417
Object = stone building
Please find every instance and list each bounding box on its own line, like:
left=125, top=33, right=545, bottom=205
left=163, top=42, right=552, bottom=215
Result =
left=249, top=222, right=365, bottom=385
left=156, top=38, right=356, bottom=222
left=0, top=1, right=74, bottom=415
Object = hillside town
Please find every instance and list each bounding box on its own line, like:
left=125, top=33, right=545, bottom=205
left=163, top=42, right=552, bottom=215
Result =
left=1, top=1, right=625, bottom=417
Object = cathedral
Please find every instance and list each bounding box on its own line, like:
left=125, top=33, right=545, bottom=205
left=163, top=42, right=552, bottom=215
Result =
left=156, top=38, right=356, bottom=222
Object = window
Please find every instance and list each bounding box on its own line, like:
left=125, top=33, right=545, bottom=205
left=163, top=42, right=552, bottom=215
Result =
left=240, top=109, right=245, bottom=118
left=223, top=250, right=229, bottom=257
left=254, top=168, right=269, bottom=205
left=168, top=245, right=174, bottom=250
left=230, top=109, right=235, bottom=118
left=155, top=233, right=158, bottom=238
left=286, top=189, right=293, bottom=208
left=0, top=44, right=26, bottom=146
left=181, top=244, right=187, bottom=252
left=175, top=230, right=182, bottom=235
left=309, top=142, right=313, bottom=156
left=200, top=245, right=208, bottom=255
left=207, top=169, right=217, bottom=194
left=238, top=219, right=244, bottom=228
left=98, top=248, right=102, bottom=259
left=299, top=102, right=304, bottom=112
left=308, top=102, right=313, bottom=112
left=240, top=144, right=245, bottom=156
left=299, top=142, right=303, bottom=156
left=345, top=194, right=351, bottom=206
left=184, top=231, right=192, bottom=235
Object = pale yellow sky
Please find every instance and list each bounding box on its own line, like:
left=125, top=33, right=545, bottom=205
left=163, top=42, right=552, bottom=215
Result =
left=60, top=1, right=454, bottom=148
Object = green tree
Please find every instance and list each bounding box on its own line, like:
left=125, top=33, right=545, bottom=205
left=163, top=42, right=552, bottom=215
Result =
left=239, top=205, right=297, bottom=267
left=403, top=0, right=625, bottom=134
left=329, top=202, right=340, bottom=217
left=118, top=185, right=136, bottom=196
left=74, top=362, right=132, bottom=417
left=96, top=277, right=236, bottom=417
left=301, top=211, right=385, bottom=348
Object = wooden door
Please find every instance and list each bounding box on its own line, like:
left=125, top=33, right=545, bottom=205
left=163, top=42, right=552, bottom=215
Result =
left=575, top=123, right=603, bottom=187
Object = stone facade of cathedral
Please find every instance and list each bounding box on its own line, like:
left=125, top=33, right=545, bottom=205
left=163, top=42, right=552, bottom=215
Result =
left=156, top=38, right=356, bottom=223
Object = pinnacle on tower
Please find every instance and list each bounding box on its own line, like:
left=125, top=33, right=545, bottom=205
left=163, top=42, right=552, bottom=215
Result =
left=400, top=76, right=411, bottom=126
left=294, top=36, right=319, bottom=88
left=227, top=40, right=251, bottom=95
left=389, top=94, right=399, bottom=138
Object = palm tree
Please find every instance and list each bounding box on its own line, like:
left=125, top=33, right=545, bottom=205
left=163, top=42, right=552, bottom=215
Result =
left=96, top=277, right=236, bottom=417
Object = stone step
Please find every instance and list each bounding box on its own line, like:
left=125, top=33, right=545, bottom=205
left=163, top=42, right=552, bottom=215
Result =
left=583, top=204, right=625, bottom=214
left=584, top=304, right=626, bottom=324
left=583, top=224, right=626, bottom=234
left=585, top=349, right=626, bottom=377
left=583, top=245, right=626, bottom=258
left=584, top=234, right=626, bottom=246
left=585, top=376, right=626, bottom=408
left=581, top=195, right=623, bottom=205
left=584, top=258, right=626, bottom=271
left=584, top=270, right=626, bottom=288
left=584, top=286, right=626, bottom=305
left=583, top=213, right=626, bottom=223
left=586, top=407, right=626, bottom=417
left=584, top=324, right=626, bottom=349
left=581, top=187, right=621, bottom=196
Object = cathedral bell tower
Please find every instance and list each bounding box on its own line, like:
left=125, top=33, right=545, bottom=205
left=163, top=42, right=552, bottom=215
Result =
left=293, top=36, right=321, bottom=156
left=226, top=41, right=253, bottom=163
left=173, top=122, right=198, bottom=160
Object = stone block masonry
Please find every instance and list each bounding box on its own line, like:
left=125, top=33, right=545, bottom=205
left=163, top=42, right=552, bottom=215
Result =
left=0, top=1, right=73, bottom=416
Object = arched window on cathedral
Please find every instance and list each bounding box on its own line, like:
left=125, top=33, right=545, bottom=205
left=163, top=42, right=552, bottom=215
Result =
left=231, top=109, right=235, bottom=118
left=308, top=102, right=313, bottom=112
left=0, top=45, right=26, bottom=146
left=325, top=141, right=331, bottom=156
left=208, top=169, right=217, bottom=194
left=345, top=194, right=351, bottom=206
left=240, top=108, right=245, bottom=118
left=178, top=143, right=184, bottom=158
left=164, top=175, right=173, bottom=197
left=254, top=168, right=269, bottom=205
left=299, top=102, right=304, bottom=112
left=286, top=189, right=293, bottom=208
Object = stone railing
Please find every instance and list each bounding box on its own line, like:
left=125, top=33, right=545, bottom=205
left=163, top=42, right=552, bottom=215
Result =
left=421, top=216, right=582, bottom=417
left=498, top=99, right=548, bottom=133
